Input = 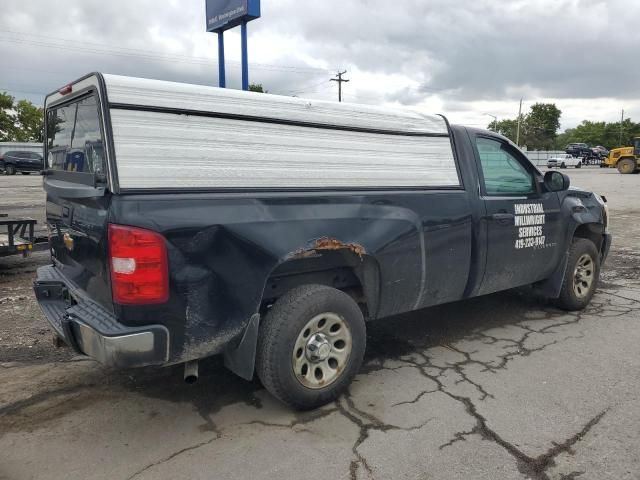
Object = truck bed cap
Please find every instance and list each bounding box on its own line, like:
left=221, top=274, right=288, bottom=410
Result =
left=46, top=73, right=458, bottom=191
left=103, top=74, right=449, bottom=136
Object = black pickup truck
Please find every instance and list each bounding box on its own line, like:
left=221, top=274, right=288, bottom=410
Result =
left=34, top=73, right=610, bottom=409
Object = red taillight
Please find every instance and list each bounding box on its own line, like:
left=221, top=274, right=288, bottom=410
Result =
left=108, top=224, right=169, bottom=305
left=58, top=84, right=73, bottom=95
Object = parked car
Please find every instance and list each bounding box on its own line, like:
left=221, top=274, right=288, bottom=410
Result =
left=33, top=73, right=611, bottom=410
left=0, top=151, right=44, bottom=175
left=565, top=143, right=591, bottom=157
left=547, top=154, right=583, bottom=169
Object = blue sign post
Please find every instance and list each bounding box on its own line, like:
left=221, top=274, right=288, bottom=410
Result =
left=206, top=0, right=261, bottom=90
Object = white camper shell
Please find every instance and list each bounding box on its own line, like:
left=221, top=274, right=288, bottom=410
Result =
left=44, top=73, right=459, bottom=191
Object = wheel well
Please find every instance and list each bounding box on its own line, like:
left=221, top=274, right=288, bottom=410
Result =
left=573, top=223, right=604, bottom=252
left=261, top=250, right=379, bottom=319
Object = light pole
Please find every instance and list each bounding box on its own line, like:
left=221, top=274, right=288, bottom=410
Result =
left=484, top=113, right=497, bottom=132
left=516, top=98, right=523, bottom=146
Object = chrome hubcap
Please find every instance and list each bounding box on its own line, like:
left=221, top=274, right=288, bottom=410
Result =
left=573, top=253, right=595, bottom=299
left=306, top=333, right=332, bottom=362
left=292, top=312, right=352, bottom=389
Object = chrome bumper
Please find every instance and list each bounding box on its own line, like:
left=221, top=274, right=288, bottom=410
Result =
left=33, top=265, right=169, bottom=368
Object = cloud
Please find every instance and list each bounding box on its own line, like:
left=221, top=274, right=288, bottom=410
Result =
left=0, top=0, right=637, bottom=129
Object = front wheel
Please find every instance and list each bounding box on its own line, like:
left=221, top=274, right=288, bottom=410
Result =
left=256, top=284, right=366, bottom=410
left=575, top=162, right=582, bottom=168
left=560, top=162, right=566, bottom=169
left=556, top=238, right=600, bottom=310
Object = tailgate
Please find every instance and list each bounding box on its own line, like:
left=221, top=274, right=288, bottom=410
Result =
left=44, top=88, right=114, bottom=312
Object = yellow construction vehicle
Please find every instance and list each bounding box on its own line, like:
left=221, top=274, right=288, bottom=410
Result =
left=603, top=137, right=640, bottom=174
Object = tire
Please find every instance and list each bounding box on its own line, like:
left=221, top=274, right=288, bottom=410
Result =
left=575, top=162, right=582, bottom=169
left=555, top=238, right=600, bottom=311
left=256, top=284, right=366, bottom=410
left=617, top=158, right=636, bottom=174
left=20, top=172, right=30, bottom=175
left=5, top=164, right=16, bottom=175
left=560, top=162, right=566, bottom=169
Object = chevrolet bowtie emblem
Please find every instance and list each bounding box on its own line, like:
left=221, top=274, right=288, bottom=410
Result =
left=63, top=232, right=74, bottom=251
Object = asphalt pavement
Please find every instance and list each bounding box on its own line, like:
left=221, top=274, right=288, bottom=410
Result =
left=1, top=168, right=639, bottom=480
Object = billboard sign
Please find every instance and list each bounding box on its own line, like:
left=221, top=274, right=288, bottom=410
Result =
left=205, top=0, right=260, bottom=32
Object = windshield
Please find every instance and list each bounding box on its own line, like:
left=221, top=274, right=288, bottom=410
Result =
left=46, top=94, right=105, bottom=175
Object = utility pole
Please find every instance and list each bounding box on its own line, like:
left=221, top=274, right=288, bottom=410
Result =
left=330, top=70, right=349, bottom=102
left=516, top=98, right=523, bottom=146
left=619, top=108, right=624, bottom=146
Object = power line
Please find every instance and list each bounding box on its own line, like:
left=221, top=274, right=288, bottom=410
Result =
left=0, top=29, right=329, bottom=73
left=0, top=30, right=330, bottom=75
left=279, top=79, right=331, bottom=96
left=0, top=86, right=47, bottom=97
left=330, top=70, right=349, bottom=102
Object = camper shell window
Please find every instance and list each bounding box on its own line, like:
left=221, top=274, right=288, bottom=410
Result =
left=46, top=94, right=105, bottom=176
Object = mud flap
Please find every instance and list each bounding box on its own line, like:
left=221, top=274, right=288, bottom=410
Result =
left=533, top=250, right=569, bottom=298
left=223, top=313, right=260, bottom=380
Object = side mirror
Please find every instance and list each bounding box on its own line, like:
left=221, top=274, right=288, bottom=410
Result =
left=544, top=170, right=570, bottom=192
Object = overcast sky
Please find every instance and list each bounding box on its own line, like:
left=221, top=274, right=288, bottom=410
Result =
left=1, top=0, right=637, bottom=131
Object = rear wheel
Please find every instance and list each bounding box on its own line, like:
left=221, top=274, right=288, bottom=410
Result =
left=617, top=158, right=636, bottom=174
left=256, top=284, right=366, bottom=410
left=556, top=238, right=600, bottom=311
left=575, top=162, right=582, bottom=168
left=5, top=164, right=16, bottom=175
left=560, top=162, right=566, bottom=169
left=20, top=172, right=30, bottom=175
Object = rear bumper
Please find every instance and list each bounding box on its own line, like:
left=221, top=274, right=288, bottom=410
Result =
left=33, top=265, right=169, bottom=368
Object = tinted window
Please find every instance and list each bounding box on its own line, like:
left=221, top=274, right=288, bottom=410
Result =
left=475, top=137, right=534, bottom=195
left=46, top=95, right=105, bottom=174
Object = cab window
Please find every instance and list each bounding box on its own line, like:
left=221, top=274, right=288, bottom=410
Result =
left=475, top=137, right=535, bottom=195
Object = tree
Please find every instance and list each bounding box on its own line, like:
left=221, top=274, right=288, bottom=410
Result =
left=555, top=119, right=640, bottom=149
left=487, top=101, right=639, bottom=150
left=491, top=119, right=519, bottom=143
left=0, top=93, right=43, bottom=142
left=486, top=103, right=561, bottom=148
left=14, top=100, right=43, bottom=142
left=0, top=92, right=15, bottom=141
left=522, top=103, right=561, bottom=150
left=249, top=83, right=266, bottom=93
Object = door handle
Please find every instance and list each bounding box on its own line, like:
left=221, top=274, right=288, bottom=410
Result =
left=489, top=212, right=514, bottom=225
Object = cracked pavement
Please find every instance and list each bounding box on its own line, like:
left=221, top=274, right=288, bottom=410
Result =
left=2, top=170, right=640, bottom=480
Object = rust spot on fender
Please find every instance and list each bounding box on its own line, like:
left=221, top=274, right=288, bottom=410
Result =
left=288, top=236, right=366, bottom=260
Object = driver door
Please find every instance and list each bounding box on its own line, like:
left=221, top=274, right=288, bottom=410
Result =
left=473, top=135, right=563, bottom=295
